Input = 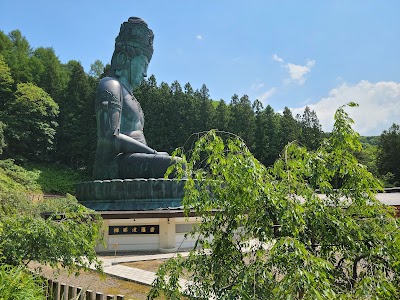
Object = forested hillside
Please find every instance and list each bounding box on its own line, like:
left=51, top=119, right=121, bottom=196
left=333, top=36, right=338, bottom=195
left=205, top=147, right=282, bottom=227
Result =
left=0, top=29, right=398, bottom=186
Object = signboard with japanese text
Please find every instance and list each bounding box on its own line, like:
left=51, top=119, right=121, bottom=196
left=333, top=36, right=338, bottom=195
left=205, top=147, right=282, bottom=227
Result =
left=109, top=225, right=159, bottom=235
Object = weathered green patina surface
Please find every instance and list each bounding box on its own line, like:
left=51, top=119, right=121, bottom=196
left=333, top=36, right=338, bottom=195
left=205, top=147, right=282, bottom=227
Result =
left=76, top=179, right=185, bottom=210
left=93, top=17, right=177, bottom=180
left=76, top=17, right=184, bottom=210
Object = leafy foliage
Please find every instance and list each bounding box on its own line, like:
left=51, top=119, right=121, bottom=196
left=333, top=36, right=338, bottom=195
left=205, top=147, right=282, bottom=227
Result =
left=0, top=158, right=88, bottom=196
left=0, top=160, right=103, bottom=293
left=3, top=82, right=59, bottom=160
left=356, top=139, right=379, bottom=178
left=22, top=161, right=90, bottom=194
left=296, top=106, right=323, bottom=150
left=30, top=46, right=68, bottom=101
left=253, top=104, right=281, bottom=166
left=0, top=189, right=32, bottom=218
left=0, top=54, right=14, bottom=109
left=0, top=201, right=102, bottom=273
left=149, top=104, right=400, bottom=299
left=0, top=159, right=40, bottom=192
left=0, top=122, right=6, bottom=155
left=1, top=30, right=33, bottom=84
left=56, top=60, right=97, bottom=171
left=279, top=107, right=300, bottom=151
left=0, top=265, right=46, bottom=300
left=89, top=59, right=105, bottom=79
left=377, top=123, right=400, bottom=186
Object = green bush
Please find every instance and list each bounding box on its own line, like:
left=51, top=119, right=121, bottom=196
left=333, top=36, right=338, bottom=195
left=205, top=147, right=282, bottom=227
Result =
left=0, top=159, right=89, bottom=195
left=34, top=193, right=79, bottom=215
left=0, top=189, right=32, bottom=217
left=150, top=104, right=400, bottom=299
left=0, top=159, right=39, bottom=193
left=23, top=162, right=89, bottom=194
left=0, top=265, right=45, bottom=300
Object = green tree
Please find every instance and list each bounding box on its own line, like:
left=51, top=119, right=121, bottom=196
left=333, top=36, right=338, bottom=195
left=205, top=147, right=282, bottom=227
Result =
left=200, top=84, right=214, bottom=130
left=136, top=75, right=173, bottom=151
left=228, top=94, right=255, bottom=146
left=100, top=63, right=111, bottom=79
left=0, top=197, right=102, bottom=272
left=0, top=30, right=13, bottom=55
left=0, top=122, right=6, bottom=155
left=253, top=99, right=265, bottom=159
left=0, top=56, right=12, bottom=156
left=184, top=82, right=194, bottom=95
left=57, top=60, right=96, bottom=170
left=149, top=104, right=400, bottom=299
left=0, top=54, right=14, bottom=109
left=169, top=80, right=196, bottom=148
left=3, top=83, right=59, bottom=160
left=253, top=103, right=281, bottom=166
left=297, top=106, right=323, bottom=150
left=29, top=47, right=69, bottom=102
left=279, top=107, right=300, bottom=150
left=89, top=59, right=105, bottom=79
left=377, top=123, right=400, bottom=186
left=213, top=99, right=230, bottom=132
left=0, top=160, right=103, bottom=299
left=138, top=78, right=214, bottom=154
left=157, top=81, right=174, bottom=151
left=2, top=30, right=33, bottom=83
left=192, top=84, right=214, bottom=133
left=356, top=141, right=379, bottom=177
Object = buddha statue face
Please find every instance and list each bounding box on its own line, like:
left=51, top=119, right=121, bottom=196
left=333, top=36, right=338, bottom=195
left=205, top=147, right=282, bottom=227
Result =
left=129, top=54, right=149, bottom=88
left=110, top=17, right=153, bottom=89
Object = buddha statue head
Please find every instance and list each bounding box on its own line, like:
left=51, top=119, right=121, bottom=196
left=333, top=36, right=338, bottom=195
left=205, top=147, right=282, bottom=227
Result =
left=110, top=17, right=154, bottom=89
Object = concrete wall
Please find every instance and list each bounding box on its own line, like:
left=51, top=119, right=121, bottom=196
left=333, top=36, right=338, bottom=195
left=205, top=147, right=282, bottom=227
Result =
left=96, top=216, right=199, bottom=253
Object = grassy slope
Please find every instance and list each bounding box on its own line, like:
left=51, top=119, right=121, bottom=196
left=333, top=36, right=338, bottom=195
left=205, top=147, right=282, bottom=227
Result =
left=0, top=159, right=89, bottom=195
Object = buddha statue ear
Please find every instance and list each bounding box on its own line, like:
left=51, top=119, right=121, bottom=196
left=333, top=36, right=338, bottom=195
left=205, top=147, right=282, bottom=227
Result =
left=111, top=51, right=129, bottom=77
left=116, top=52, right=128, bottom=67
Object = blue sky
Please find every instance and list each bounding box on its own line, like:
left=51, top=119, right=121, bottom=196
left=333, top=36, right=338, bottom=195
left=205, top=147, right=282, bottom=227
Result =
left=1, top=0, right=399, bottom=135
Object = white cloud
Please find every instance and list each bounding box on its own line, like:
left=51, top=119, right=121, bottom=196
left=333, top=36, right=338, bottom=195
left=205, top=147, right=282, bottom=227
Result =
left=257, top=87, right=277, bottom=105
left=272, top=55, right=315, bottom=85
left=251, top=82, right=265, bottom=90
left=272, top=53, right=284, bottom=63
left=286, top=60, right=315, bottom=85
left=301, top=98, right=312, bottom=105
left=291, top=81, right=400, bottom=136
left=196, top=35, right=203, bottom=40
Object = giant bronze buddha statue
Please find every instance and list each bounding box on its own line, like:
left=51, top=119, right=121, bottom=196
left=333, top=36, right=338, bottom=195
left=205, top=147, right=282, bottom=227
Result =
left=93, top=17, right=175, bottom=180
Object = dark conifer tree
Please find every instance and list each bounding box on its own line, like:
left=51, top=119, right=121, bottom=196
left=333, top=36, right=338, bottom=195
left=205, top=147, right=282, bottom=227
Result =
left=0, top=31, right=13, bottom=55
left=279, top=107, right=300, bottom=150
left=297, top=106, right=323, bottom=150
left=213, top=99, right=230, bottom=132
left=2, top=30, right=33, bottom=84
left=30, top=47, right=68, bottom=103
left=0, top=55, right=14, bottom=109
left=184, top=82, right=194, bottom=95
left=377, top=123, right=400, bottom=186
left=57, top=61, right=95, bottom=170
left=253, top=102, right=281, bottom=166
left=196, top=84, right=214, bottom=132
left=229, top=94, right=255, bottom=146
